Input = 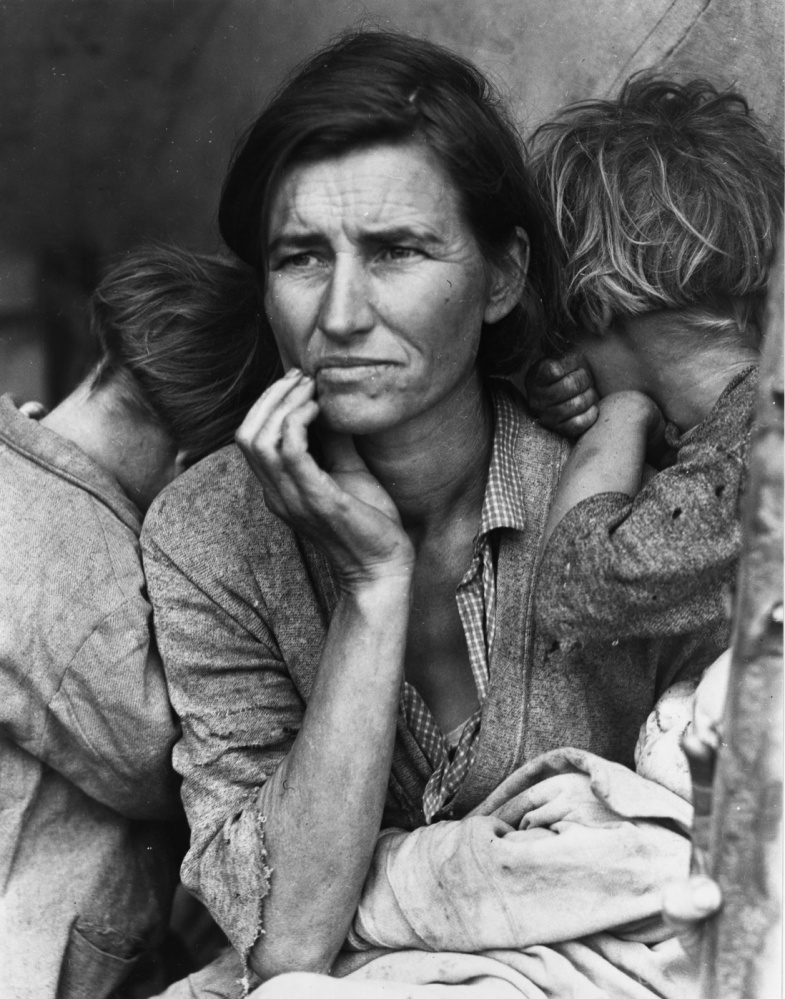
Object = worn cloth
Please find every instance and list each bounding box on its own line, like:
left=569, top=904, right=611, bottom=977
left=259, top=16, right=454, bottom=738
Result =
left=0, top=396, right=183, bottom=999
left=536, top=367, right=757, bottom=643
left=141, top=381, right=725, bottom=960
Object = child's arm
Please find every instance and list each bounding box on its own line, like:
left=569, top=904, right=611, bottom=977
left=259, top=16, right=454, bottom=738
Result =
left=543, top=390, right=664, bottom=545
left=535, top=372, right=755, bottom=644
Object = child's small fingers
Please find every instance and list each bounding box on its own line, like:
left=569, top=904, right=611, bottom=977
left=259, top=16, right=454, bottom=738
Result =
left=662, top=876, right=722, bottom=927
left=556, top=405, right=599, bottom=438
left=524, top=357, right=569, bottom=392
left=530, top=370, right=594, bottom=410
left=550, top=387, right=598, bottom=421
left=557, top=367, right=593, bottom=399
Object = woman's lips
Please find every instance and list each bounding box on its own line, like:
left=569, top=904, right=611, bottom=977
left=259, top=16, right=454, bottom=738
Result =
left=315, top=360, right=396, bottom=382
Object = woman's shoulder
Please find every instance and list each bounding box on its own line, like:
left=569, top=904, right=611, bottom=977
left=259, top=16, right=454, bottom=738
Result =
left=141, top=442, right=303, bottom=579
left=146, top=443, right=268, bottom=533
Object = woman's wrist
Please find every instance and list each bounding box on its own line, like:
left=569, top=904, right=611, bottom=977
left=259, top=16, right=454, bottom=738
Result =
left=338, top=562, right=414, bottom=605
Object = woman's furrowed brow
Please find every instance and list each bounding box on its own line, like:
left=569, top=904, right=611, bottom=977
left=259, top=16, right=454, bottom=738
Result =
left=268, top=232, right=327, bottom=254
left=268, top=224, right=444, bottom=254
left=359, top=224, right=443, bottom=247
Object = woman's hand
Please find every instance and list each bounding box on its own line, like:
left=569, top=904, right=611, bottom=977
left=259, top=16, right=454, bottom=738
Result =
left=236, top=369, right=414, bottom=586
left=517, top=773, right=618, bottom=830
left=524, top=352, right=599, bottom=438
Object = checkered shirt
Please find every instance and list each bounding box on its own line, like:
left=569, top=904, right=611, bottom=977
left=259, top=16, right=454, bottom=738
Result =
left=400, top=386, right=527, bottom=822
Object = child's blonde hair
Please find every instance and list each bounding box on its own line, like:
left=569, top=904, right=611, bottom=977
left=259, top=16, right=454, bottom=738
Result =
left=531, top=75, right=784, bottom=340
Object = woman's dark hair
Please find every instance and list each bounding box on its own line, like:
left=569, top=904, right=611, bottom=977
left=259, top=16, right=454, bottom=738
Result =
left=219, top=30, right=562, bottom=375
left=90, top=245, right=279, bottom=464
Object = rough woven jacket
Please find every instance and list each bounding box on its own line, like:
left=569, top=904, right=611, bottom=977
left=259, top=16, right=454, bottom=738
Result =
left=0, top=397, right=183, bottom=999
left=141, top=384, right=725, bottom=960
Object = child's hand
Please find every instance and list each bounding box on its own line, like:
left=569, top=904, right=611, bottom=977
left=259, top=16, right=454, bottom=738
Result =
left=524, top=353, right=599, bottom=438
left=662, top=875, right=722, bottom=961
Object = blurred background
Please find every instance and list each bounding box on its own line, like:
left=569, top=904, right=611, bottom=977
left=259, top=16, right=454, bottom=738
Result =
left=1, top=0, right=782, bottom=409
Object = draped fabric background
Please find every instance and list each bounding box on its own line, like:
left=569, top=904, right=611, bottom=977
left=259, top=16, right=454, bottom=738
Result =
left=0, top=0, right=782, bottom=403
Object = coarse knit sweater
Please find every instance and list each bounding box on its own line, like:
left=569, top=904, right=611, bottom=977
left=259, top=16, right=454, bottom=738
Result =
left=141, top=382, right=725, bottom=959
left=0, top=396, right=183, bottom=999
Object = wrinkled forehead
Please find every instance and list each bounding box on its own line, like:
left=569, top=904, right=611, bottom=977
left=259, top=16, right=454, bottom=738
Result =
left=266, top=140, right=467, bottom=244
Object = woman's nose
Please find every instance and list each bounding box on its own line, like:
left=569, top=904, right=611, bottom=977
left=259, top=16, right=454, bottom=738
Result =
left=318, top=255, right=374, bottom=340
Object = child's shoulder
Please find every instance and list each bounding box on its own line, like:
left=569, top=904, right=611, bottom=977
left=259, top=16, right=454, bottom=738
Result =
left=681, top=365, right=758, bottom=452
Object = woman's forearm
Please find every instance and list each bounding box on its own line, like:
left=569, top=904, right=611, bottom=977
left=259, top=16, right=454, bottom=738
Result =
left=248, top=571, right=412, bottom=980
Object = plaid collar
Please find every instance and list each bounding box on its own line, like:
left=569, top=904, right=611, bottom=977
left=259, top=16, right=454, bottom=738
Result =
left=477, top=382, right=528, bottom=541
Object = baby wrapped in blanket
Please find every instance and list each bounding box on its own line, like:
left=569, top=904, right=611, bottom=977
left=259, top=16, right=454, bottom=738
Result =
left=249, top=660, right=725, bottom=998
left=183, top=659, right=722, bottom=999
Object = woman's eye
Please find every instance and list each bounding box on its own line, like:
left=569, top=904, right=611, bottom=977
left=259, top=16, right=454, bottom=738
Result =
left=379, top=245, right=421, bottom=262
left=277, top=252, right=323, bottom=269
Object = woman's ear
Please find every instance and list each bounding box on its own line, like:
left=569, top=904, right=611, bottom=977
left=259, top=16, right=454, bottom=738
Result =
left=483, top=227, right=530, bottom=325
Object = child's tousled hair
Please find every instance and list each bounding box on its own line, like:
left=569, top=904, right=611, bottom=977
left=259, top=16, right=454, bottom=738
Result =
left=90, top=245, right=279, bottom=465
left=530, top=75, right=784, bottom=339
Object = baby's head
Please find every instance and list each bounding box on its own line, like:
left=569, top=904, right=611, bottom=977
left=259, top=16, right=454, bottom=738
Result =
left=531, top=75, right=784, bottom=345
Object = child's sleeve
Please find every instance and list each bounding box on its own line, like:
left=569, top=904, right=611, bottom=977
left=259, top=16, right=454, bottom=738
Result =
left=536, top=431, right=747, bottom=643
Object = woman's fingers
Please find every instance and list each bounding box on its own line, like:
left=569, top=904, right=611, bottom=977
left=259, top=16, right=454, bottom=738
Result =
left=237, top=373, right=316, bottom=467
left=279, top=400, right=321, bottom=463
left=319, top=431, right=367, bottom=474
left=236, top=368, right=311, bottom=446
left=234, top=370, right=412, bottom=579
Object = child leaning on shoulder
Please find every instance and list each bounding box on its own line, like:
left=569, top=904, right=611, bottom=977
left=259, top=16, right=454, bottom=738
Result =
left=524, top=74, right=782, bottom=786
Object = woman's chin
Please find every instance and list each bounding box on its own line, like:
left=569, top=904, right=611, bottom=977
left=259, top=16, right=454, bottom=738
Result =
left=316, top=395, right=399, bottom=437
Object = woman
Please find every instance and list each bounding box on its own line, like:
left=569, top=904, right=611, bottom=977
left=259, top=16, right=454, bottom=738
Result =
left=0, top=246, right=272, bottom=999
left=141, top=32, right=722, bottom=990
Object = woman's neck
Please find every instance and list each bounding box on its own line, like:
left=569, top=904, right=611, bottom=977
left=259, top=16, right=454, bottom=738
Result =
left=352, top=373, right=493, bottom=540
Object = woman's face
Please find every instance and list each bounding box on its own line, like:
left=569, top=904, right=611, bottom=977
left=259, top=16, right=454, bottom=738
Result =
left=264, top=141, right=513, bottom=436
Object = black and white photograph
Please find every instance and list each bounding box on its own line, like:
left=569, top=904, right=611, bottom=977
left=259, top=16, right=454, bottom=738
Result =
left=0, top=3, right=782, bottom=998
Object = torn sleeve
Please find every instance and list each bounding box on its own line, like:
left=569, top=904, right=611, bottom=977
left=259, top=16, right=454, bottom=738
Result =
left=142, top=527, right=304, bottom=959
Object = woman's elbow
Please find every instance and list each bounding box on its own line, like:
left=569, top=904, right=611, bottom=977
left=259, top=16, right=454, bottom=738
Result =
left=249, top=935, right=339, bottom=983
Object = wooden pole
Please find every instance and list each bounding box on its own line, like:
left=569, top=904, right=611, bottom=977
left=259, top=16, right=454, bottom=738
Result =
left=699, top=243, right=784, bottom=998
